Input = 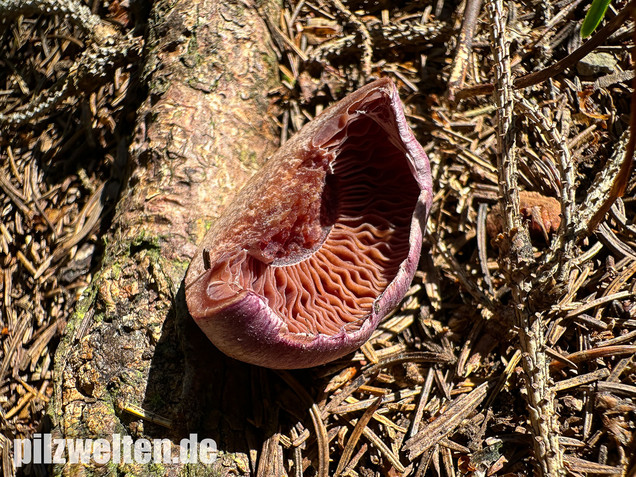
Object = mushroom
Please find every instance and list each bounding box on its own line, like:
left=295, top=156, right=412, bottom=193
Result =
left=185, top=78, right=432, bottom=369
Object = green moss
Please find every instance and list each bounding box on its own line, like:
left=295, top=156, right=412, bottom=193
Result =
left=237, top=147, right=261, bottom=172
left=131, top=229, right=162, bottom=250
left=181, top=463, right=223, bottom=477
left=92, top=312, right=105, bottom=324
left=111, top=262, right=123, bottom=280
left=123, top=369, right=145, bottom=384
left=149, top=463, right=167, bottom=474
left=147, top=75, right=171, bottom=97
left=128, top=231, right=165, bottom=266
left=187, top=31, right=198, bottom=55
left=74, top=282, right=100, bottom=320
left=56, top=277, right=101, bottom=343
left=171, top=257, right=190, bottom=277
left=181, top=16, right=204, bottom=69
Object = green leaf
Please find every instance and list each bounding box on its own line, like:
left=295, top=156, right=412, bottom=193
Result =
left=581, top=0, right=612, bottom=38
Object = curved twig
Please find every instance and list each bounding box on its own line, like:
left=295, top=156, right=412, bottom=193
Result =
left=0, top=0, right=139, bottom=127
left=456, top=0, right=635, bottom=100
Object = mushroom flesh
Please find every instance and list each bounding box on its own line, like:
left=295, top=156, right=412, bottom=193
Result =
left=185, top=78, right=432, bottom=369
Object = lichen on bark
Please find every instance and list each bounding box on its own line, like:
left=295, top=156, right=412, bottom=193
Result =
left=48, top=0, right=281, bottom=475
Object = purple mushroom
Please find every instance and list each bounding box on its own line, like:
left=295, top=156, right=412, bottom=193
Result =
left=185, top=77, right=432, bottom=369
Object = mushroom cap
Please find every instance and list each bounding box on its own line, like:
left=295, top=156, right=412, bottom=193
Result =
left=185, top=77, right=432, bottom=369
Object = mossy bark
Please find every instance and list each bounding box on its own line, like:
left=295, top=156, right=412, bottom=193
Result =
left=48, top=0, right=281, bottom=474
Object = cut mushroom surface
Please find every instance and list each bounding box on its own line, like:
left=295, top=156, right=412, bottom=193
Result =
left=185, top=78, right=432, bottom=368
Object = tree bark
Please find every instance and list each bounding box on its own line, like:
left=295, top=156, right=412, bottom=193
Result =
left=49, top=0, right=281, bottom=474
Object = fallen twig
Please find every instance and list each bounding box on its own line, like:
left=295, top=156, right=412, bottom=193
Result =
left=456, top=0, right=635, bottom=99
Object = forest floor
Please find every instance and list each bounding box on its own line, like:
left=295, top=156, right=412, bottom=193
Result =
left=1, top=0, right=635, bottom=475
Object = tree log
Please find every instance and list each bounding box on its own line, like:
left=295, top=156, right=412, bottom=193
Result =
left=49, top=0, right=281, bottom=474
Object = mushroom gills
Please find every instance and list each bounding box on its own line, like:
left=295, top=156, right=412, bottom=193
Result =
left=204, top=100, right=421, bottom=336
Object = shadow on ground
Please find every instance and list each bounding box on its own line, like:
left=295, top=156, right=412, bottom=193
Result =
left=142, top=283, right=316, bottom=473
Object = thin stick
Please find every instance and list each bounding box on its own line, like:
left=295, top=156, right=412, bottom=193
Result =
left=330, top=0, right=373, bottom=80
left=456, top=0, right=635, bottom=100
left=447, top=0, right=483, bottom=98
left=486, top=0, right=564, bottom=475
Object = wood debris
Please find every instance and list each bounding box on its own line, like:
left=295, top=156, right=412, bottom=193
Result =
left=2, top=0, right=636, bottom=475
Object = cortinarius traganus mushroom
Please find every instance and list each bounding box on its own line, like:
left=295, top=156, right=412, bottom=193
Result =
left=185, top=78, right=432, bottom=369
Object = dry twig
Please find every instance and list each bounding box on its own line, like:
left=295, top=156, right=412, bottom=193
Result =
left=486, top=0, right=563, bottom=474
